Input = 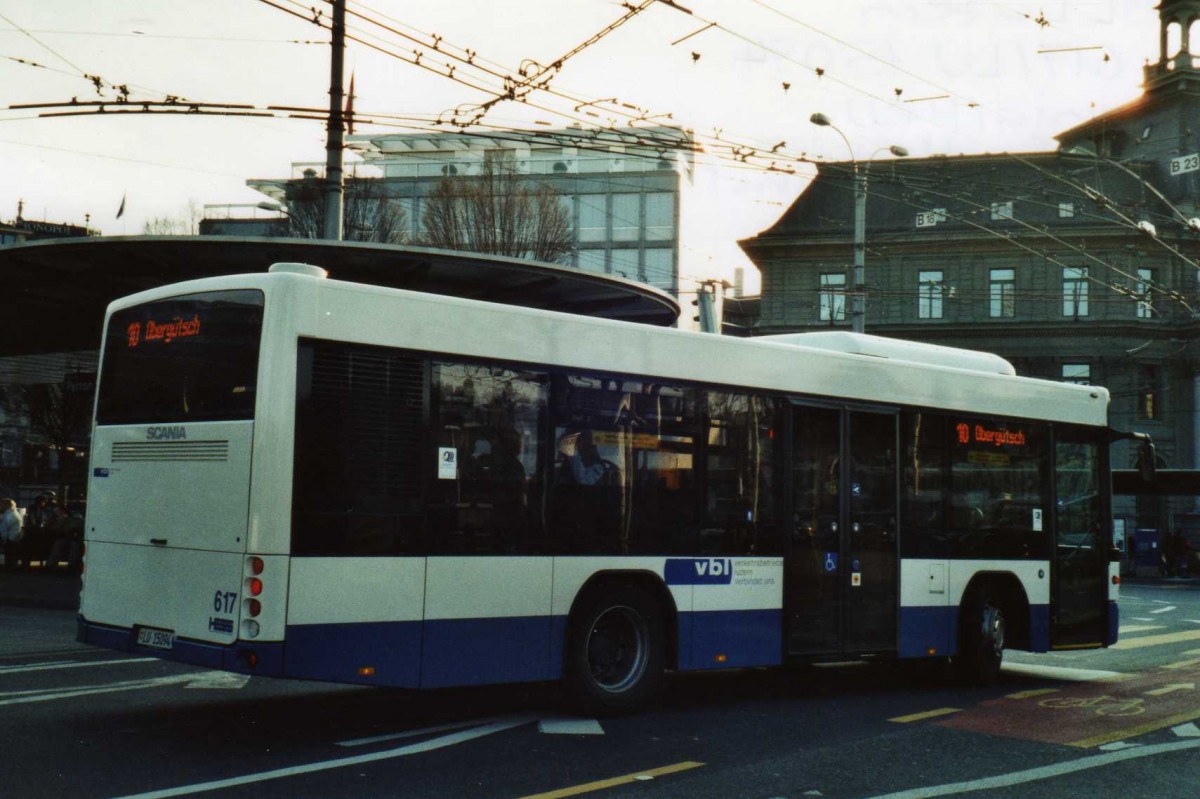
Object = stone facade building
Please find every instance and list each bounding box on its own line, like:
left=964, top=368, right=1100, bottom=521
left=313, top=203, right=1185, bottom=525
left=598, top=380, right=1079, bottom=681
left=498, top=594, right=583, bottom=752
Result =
left=740, top=0, right=1200, bottom=538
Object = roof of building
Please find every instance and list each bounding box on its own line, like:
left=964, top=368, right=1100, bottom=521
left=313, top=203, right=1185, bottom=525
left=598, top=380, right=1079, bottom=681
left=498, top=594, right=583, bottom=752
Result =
left=0, top=236, right=680, bottom=357
left=741, top=151, right=1160, bottom=246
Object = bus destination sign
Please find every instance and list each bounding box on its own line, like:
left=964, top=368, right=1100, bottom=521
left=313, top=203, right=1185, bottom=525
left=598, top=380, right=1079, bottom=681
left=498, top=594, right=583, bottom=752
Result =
left=956, top=422, right=1026, bottom=448
left=127, top=315, right=202, bottom=348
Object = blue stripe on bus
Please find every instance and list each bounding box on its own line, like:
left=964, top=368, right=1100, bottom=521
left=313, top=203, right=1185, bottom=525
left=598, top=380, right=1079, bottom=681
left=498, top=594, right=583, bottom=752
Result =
left=420, top=616, right=554, bottom=688
left=684, top=609, right=782, bottom=670
left=898, top=606, right=956, bottom=658
left=1108, top=600, right=1120, bottom=646
left=285, top=621, right=423, bottom=687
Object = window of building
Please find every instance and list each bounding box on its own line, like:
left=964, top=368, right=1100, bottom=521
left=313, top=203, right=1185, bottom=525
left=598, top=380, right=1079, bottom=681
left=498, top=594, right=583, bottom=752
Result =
left=1058, top=202, right=1075, bottom=218
left=577, top=249, right=607, bottom=274
left=918, top=270, right=944, bottom=319
left=1137, top=365, right=1160, bottom=420
left=612, top=193, right=640, bottom=242
left=645, top=193, right=674, bottom=241
left=990, top=201, right=1013, bottom=221
left=610, top=249, right=638, bottom=280
left=579, top=196, right=607, bottom=242
left=989, top=268, right=1015, bottom=318
left=643, top=248, right=674, bottom=290
left=1136, top=267, right=1154, bottom=318
left=819, top=273, right=847, bottom=322
left=1063, top=267, right=1089, bottom=317
left=1062, top=363, right=1091, bottom=384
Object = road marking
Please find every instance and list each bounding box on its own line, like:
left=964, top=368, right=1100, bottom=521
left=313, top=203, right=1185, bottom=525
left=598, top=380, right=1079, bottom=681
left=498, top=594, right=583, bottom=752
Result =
left=1069, top=707, right=1200, bottom=748
left=1118, top=624, right=1164, bottom=634
left=0, top=670, right=244, bottom=706
left=1006, top=688, right=1060, bottom=700
left=1150, top=606, right=1178, bottom=614
left=1162, top=658, right=1200, bottom=670
left=110, top=716, right=536, bottom=799
left=1144, top=683, right=1195, bottom=696
left=1000, top=662, right=1126, bottom=681
left=516, top=761, right=705, bottom=799
left=337, top=717, right=506, bottom=747
left=889, top=707, right=961, bottom=723
left=1174, top=722, right=1200, bottom=738
left=1110, top=630, right=1200, bottom=650
left=0, top=657, right=157, bottom=675
left=864, top=740, right=1200, bottom=798
left=538, top=717, right=605, bottom=735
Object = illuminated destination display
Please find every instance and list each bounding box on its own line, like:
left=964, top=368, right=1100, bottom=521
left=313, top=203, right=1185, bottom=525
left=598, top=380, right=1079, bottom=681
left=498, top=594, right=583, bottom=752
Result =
left=126, top=315, right=202, bottom=347
left=956, top=422, right=1026, bottom=448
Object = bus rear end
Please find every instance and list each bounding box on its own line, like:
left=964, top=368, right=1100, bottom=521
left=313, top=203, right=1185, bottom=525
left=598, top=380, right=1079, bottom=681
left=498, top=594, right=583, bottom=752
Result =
left=77, top=288, right=283, bottom=674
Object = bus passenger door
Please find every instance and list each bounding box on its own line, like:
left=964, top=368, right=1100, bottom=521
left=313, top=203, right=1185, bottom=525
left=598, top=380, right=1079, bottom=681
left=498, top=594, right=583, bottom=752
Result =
left=785, top=404, right=899, bottom=657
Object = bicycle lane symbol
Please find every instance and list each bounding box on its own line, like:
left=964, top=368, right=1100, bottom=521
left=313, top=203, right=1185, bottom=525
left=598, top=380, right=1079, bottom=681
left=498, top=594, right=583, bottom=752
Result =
left=1039, top=695, right=1146, bottom=717
left=936, top=663, right=1200, bottom=748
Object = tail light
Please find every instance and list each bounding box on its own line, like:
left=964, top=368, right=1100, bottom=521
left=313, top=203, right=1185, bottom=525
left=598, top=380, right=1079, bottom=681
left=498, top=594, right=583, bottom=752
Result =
left=242, top=556, right=265, bottom=639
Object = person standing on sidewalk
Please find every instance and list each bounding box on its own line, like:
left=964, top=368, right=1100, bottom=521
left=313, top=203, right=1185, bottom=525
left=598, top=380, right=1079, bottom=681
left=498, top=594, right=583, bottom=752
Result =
left=1, top=498, right=23, bottom=570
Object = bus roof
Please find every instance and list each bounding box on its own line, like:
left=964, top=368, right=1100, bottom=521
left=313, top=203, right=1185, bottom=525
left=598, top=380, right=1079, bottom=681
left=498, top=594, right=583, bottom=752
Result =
left=105, top=267, right=1110, bottom=428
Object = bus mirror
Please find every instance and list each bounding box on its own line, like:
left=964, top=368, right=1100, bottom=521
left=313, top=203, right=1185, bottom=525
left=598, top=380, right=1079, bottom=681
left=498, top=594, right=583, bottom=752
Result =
left=1136, top=437, right=1156, bottom=482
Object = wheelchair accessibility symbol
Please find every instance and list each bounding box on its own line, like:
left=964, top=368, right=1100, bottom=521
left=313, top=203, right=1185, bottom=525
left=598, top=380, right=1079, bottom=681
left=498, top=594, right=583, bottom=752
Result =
left=824, top=552, right=838, bottom=572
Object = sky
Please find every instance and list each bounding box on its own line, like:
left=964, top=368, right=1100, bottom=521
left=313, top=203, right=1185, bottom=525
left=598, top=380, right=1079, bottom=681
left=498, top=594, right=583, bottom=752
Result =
left=0, top=0, right=1167, bottom=285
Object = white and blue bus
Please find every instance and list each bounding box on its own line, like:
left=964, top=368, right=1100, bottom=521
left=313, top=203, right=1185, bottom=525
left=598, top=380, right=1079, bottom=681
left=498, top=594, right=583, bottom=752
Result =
left=78, top=262, right=1130, bottom=710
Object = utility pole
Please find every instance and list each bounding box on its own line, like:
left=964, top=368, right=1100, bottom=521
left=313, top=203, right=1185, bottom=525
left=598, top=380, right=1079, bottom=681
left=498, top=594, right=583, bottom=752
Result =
left=323, top=0, right=346, bottom=240
left=851, top=166, right=866, bottom=333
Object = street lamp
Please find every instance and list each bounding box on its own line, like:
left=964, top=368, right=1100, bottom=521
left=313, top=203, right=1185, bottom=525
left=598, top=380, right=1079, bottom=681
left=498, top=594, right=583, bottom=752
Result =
left=810, top=113, right=908, bottom=333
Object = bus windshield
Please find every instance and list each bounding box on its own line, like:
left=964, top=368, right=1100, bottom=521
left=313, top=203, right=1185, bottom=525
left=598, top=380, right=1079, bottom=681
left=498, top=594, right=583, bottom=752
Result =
left=96, top=289, right=265, bottom=425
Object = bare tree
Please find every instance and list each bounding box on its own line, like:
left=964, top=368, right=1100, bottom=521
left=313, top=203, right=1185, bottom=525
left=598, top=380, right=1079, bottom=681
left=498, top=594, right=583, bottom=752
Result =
left=284, top=176, right=408, bottom=243
left=422, top=151, right=573, bottom=263
left=141, top=200, right=204, bottom=235
left=0, top=375, right=93, bottom=497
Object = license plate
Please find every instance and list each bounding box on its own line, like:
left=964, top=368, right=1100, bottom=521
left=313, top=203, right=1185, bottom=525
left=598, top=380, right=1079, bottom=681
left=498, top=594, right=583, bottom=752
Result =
left=135, top=627, right=175, bottom=650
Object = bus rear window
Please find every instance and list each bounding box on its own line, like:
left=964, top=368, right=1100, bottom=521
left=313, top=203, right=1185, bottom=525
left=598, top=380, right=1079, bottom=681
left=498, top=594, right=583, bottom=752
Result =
left=96, top=289, right=265, bottom=424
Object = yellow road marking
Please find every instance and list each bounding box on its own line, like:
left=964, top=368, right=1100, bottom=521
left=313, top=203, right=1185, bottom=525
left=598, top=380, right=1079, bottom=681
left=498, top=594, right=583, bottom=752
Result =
left=1110, top=630, right=1200, bottom=650
left=1162, top=658, right=1200, bottom=670
left=889, top=707, right=962, bottom=723
left=1119, top=625, right=1165, bottom=634
left=1145, top=683, right=1195, bottom=696
left=517, top=761, right=705, bottom=799
left=1069, top=707, right=1200, bottom=748
left=1007, top=688, right=1061, bottom=700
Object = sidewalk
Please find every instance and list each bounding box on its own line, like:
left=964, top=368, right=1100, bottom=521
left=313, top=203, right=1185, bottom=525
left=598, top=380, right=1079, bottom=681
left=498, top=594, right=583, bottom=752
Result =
left=0, top=567, right=81, bottom=611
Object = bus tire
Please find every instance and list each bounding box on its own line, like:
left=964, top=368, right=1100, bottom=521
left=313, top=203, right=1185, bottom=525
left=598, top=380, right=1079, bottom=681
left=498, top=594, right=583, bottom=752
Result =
left=953, top=585, right=1005, bottom=685
left=565, top=584, right=664, bottom=713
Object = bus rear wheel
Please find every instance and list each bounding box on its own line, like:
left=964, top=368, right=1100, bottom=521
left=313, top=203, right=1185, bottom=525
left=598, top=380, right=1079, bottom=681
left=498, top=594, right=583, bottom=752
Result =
left=953, top=586, right=1005, bottom=684
left=565, top=584, right=664, bottom=713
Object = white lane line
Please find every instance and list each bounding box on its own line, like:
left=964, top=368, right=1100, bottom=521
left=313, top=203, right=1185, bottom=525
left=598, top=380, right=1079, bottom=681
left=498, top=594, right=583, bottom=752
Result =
left=0, top=674, right=198, bottom=706
left=337, top=716, right=507, bottom=747
left=0, top=657, right=157, bottom=675
left=1150, top=606, right=1178, bottom=614
left=1118, top=625, right=1164, bottom=634
left=1001, top=663, right=1125, bottom=682
left=1174, top=723, right=1200, bottom=738
left=110, top=715, right=536, bottom=799
left=0, top=670, right=243, bottom=705
left=865, top=740, right=1200, bottom=799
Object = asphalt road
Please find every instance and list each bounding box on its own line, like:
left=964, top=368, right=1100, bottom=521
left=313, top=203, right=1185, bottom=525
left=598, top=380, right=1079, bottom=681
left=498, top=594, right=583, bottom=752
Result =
left=2, top=580, right=1199, bottom=799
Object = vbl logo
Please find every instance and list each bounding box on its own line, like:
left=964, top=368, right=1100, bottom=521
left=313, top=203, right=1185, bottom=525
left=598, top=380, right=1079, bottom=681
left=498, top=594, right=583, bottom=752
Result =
left=665, top=557, right=734, bottom=585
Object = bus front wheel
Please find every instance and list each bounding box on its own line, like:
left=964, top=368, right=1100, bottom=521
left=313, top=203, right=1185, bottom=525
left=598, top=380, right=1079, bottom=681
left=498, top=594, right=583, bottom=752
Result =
left=565, top=584, right=664, bottom=713
left=953, top=586, right=1005, bottom=685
